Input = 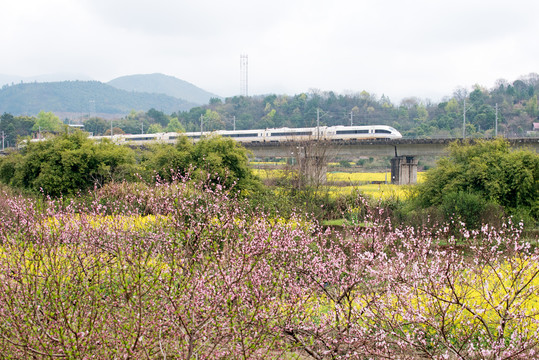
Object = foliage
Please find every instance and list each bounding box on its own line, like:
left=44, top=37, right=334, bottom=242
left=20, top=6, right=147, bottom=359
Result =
left=415, top=138, right=539, bottom=226
left=0, top=130, right=260, bottom=197
left=82, top=117, right=108, bottom=136
left=0, top=80, right=194, bottom=115
left=165, top=116, right=184, bottom=133
left=0, top=112, right=34, bottom=147
left=0, top=179, right=538, bottom=358
left=0, top=131, right=138, bottom=196
left=32, top=110, right=64, bottom=133
left=2, top=73, right=539, bottom=150
left=142, top=135, right=261, bottom=193
left=170, top=73, right=539, bottom=138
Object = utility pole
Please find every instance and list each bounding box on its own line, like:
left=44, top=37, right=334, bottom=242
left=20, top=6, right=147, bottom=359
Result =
left=110, top=120, right=113, bottom=139
left=495, top=103, right=498, bottom=137
left=141, top=122, right=144, bottom=135
left=200, top=114, right=204, bottom=136
left=233, top=115, right=236, bottom=131
left=317, top=108, right=320, bottom=140
left=349, top=111, right=353, bottom=126
left=463, top=98, right=467, bottom=139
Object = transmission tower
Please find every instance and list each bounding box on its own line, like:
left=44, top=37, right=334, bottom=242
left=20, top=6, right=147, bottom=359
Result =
left=240, top=54, right=248, bottom=97
left=89, top=99, right=96, bottom=119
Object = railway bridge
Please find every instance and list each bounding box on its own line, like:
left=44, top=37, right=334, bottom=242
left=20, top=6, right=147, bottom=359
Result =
left=244, top=137, right=539, bottom=185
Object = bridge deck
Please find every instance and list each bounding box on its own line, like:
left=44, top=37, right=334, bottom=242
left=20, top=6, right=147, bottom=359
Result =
left=244, top=138, right=539, bottom=158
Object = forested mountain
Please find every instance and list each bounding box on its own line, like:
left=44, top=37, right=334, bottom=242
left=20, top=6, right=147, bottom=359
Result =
left=174, top=74, right=539, bottom=138
left=0, top=81, right=196, bottom=116
left=108, top=73, right=219, bottom=105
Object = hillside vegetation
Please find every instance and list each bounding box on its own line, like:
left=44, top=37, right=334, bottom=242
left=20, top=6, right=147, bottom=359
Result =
left=176, top=73, right=539, bottom=139
left=107, top=73, right=219, bottom=105
left=0, top=80, right=196, bottom=116
left=0, top=73, right=538, bottom=147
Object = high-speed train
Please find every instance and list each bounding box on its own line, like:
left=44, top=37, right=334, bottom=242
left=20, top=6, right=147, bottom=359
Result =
left=90, top=125, right=402, bottom=145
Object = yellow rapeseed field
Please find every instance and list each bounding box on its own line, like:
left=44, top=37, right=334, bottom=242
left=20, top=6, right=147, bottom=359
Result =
left=253, top=168, right=423, bottom=200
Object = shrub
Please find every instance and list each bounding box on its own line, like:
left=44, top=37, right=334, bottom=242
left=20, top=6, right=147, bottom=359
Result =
left=0, top=132, right=138, bottom=197
left=440, top=191, right=487, bottom=229
left=416, top=138, right=539, bottom=226
left=0, top=180, right=538, bottom=358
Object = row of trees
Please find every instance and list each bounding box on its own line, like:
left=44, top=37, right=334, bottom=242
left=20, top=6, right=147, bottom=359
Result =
left=0, top=131, right=260, bottom=197
left=70, top=74, right=539, bottom=139
left=83, top=109, right=185, bottom=136
left=2, top=74, right=539, bottom=148
left=173, top=74, right=538, bottom=138
left=0, top=109, right=184, bottom=148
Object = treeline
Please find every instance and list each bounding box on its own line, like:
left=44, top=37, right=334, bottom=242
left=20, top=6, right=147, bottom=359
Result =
left=174, top=73, right=539, bottom=138
left=1, top=74, right=538, bottom=147
left=0, top=131, right=260, bottom=197
left=76, top=73, right=539, bottom=138
left=0, top=109, right=185, bottom=148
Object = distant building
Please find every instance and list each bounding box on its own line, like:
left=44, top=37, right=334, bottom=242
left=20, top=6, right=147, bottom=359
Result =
left=528, top=122, right=539, bottom=136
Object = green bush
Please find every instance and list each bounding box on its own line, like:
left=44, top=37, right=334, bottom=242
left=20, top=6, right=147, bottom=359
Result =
left=0, top=132, right=138, bottom=197
left=415, top=138, right=538, bottom=225
left=142, top=135, right=262, bottom=193
left=440, top=191, right=486, bottom=229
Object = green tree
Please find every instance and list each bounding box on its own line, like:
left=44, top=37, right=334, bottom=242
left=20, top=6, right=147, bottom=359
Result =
left=147, top=123, right=163, bottom=134
left=202, top=109, right=223, bottom=132
left=0, top=132, right=137, bottom=196
left=526, top=95, right=538, bottom=117
left=83, top=117, right=109, bottom=136
left=165, top=117, right=185, bottom=133
left=190, top=135, right=260, bottom=192
left=415, top=138, right=539, bottom=225
left=143, top=140, right=193, bottom=182
left=413, top=104, right=429, bottom=123
left=142, top=135, right=260, bottom=192
left=147, top=108, right=169, bottom=127
left=32, top=111, right=63, bottom=133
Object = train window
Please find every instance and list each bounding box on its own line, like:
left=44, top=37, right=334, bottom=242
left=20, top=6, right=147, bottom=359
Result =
left=222, top=133, right=260, bottom=138
left=375, top=129, right=391, bottom=134
left=336, top=129, right=369, bottom=135
left=270, top=131, right=313, bottom=137
left=126, top=137, right=155, bottom=141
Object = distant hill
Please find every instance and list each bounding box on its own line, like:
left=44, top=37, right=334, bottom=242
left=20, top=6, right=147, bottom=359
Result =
left=0, top=81, right=197, bottom=116
left=108, top=73, right=220, bottom=105
left=0, top=73, right=94, bottom=86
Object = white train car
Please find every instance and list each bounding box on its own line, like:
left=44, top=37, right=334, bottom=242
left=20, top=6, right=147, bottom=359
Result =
left=326, top=125, right=402, bottom=141
left=217, top=129, right=265, bottom=143
left=87, top=125, right=402, bottom=145
left=264, top=127, right=327, bottom=143
left=123, top=133, right=162, bottom=144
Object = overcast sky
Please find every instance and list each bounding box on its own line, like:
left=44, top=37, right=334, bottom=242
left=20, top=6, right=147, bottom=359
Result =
left=1, top=0, right=538, bottom=103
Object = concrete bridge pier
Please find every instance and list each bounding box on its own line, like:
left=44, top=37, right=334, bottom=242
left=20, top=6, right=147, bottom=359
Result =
left=391, top=155, right=418, bottom=185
